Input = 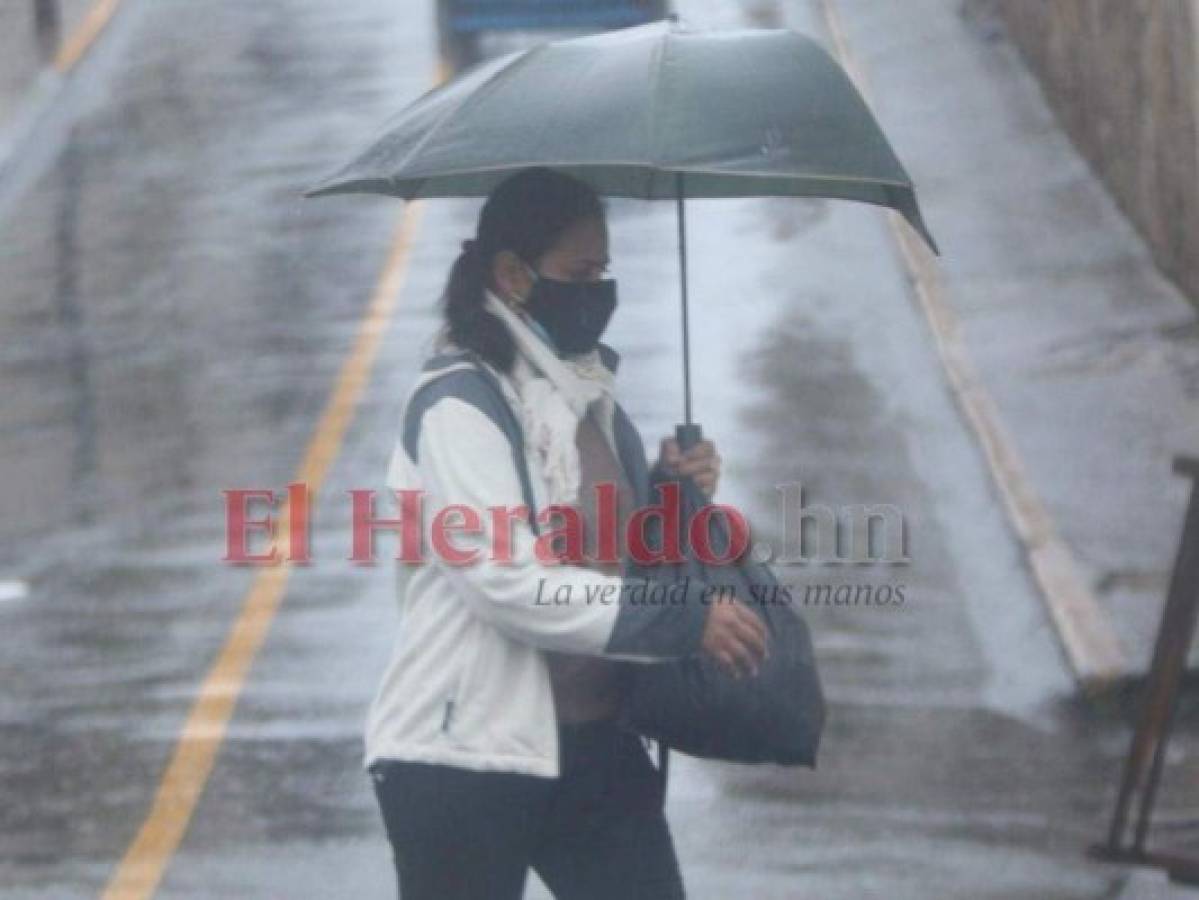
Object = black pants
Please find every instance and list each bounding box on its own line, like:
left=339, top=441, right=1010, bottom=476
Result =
left=368, top=718, right=684, bottom=899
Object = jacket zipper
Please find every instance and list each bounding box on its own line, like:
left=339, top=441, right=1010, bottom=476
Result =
left=441, top=636, right=470, bottom=734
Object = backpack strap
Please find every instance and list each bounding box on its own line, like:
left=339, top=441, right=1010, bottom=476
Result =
left=402, top=350, right=541, bottom=535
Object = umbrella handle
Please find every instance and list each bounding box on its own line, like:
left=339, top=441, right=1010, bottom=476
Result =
left=675, top=422, right=703, bottom=453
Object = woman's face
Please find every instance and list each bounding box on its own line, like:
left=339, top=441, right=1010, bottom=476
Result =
left=494, top=214, right=610, bottom=304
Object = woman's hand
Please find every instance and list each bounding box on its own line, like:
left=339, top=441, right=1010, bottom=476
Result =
left=700, top=589, right=768, bottom=679
left=656, top=437, right=721, bottom=499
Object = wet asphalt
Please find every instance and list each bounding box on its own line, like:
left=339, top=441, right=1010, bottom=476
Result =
left=3, top=0, right=1199, bottom=897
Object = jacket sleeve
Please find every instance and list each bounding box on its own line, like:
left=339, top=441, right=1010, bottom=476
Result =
left=414, top=395, right=710, bottom=660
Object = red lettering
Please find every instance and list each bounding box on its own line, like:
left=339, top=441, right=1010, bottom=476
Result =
left=349, top=489, right=424, bottom=564
left=592, top=481, right=620, bottom=564
left=432, top=504, right=482, bottom=565
left=536, top=505, right=584, bottom=563
left=489, top=505, right=528, bottom=562
left=627, top=481, right=684, bottom=565
left=222, top=489, right=281, bottom=565
left=286, top=482, right=311, bottom=563
left=690, top=503, right=750, bottom=565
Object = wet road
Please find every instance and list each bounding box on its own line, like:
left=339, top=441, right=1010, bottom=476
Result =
left=0, top=1, right=98, bottom=123
left=3, top=0, right=1199, bottom=897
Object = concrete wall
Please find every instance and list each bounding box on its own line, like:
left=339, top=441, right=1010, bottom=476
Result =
left=994, top=0, right=1199, bottom=303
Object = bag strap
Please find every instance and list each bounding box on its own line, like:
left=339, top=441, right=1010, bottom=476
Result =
left=401, top=350, right=540, bottom=535
left=460, top=355, right=542, bottom=537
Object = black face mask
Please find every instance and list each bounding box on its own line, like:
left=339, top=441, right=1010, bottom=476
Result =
left=519, top=260, right=618, bottom=355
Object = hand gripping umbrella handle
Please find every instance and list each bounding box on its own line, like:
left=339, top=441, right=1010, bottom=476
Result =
left=675, top=422, right=703, bottom=453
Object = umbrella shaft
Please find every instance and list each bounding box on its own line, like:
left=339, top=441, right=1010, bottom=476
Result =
left=676, top=172, right=692, bottom=427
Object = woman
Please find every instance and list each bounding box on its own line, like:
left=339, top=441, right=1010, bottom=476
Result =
left=366, top=167, right=767, bottom=899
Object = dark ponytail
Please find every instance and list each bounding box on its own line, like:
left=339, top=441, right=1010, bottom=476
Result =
left=442, top=167, right=605, bottom=373
left=443, top=236, right=516, bottom=371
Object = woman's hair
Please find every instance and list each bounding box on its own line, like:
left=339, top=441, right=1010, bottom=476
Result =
left=441, top=167, right=606, bottom=372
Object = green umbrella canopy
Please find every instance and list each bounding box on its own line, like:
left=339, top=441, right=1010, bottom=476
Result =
left=303, top=18, right=939, bottom=256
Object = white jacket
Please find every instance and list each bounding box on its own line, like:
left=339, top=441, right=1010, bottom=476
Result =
left=364, top=341, right=711, bottom=778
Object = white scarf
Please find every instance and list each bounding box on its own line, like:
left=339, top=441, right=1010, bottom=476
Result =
left=481, top=288, right=616, bottom=507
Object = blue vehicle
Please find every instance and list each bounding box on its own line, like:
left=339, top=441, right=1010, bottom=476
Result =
left=437, top=0, right=671, bottom=70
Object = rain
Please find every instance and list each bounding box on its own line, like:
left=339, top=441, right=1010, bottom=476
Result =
left=3, top=0, right=1199, bottom=898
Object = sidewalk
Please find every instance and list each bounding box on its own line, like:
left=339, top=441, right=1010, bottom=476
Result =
left=826, top=0, right=1199, bottom=681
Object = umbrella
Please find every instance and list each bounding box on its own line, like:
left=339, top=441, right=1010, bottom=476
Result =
left=303, top=15, right=940, bottom=450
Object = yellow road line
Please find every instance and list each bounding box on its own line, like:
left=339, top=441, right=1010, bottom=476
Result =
left=100, top=198, right=426, bottom=900
left=53, top=0, right=121, bottom=73
left=817, top=0, right=1127, bottom=691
